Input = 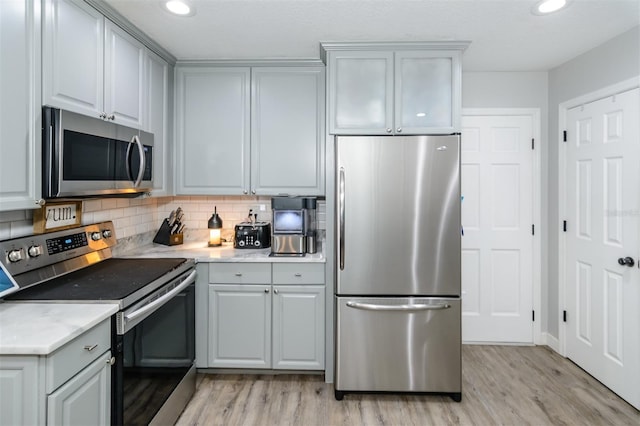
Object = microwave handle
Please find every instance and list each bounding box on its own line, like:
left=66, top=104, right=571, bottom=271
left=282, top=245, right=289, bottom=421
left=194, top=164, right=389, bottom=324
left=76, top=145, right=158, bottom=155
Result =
left=125, top=135, right=146, bottom=187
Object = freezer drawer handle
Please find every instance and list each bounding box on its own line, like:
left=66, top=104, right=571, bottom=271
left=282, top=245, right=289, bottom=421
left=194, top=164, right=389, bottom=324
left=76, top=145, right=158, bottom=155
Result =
left=346, top=301, right=451, bottom=312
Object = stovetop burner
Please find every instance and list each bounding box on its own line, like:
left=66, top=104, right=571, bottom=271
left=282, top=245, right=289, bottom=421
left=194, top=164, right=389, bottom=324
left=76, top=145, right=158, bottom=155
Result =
left=5, top=258, right=189, bottom=302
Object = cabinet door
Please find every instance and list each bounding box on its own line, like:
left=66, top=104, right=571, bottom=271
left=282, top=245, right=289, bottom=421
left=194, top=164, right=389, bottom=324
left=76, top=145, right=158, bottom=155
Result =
left=0, top=0, right=42, bottom=211
left=104, top=20, right=145, bottom=128
left=176, top=67, right=251, bottom=195
left=272, top=285, right=325, bottom=370
left=328, top=51, right=394, bottom=135
left=208, top=284, right=271, bottom=368
left=146, top=49, right=172, bottom=196
left=394, top=50, right=461, bottom=134
left=42, top=0, right=104, bottom=119
left=0, top=356, right=41, bottom=425
left=251, top=67, right=325, bottom=195
left=47, top=352, right=111, bottom=426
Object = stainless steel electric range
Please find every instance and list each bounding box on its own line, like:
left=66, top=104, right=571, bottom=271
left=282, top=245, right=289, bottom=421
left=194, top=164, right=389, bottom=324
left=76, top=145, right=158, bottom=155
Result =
left=0, top=221, right=197, bottom=426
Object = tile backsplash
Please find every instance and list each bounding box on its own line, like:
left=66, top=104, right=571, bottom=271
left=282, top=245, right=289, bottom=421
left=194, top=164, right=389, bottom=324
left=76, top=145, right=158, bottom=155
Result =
left=0, top=195, right=326, bottom=243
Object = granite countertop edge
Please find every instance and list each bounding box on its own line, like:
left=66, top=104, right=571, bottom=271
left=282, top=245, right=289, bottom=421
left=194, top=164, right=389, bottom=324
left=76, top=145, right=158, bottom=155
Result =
left=118, top=241, right=327, bottom=263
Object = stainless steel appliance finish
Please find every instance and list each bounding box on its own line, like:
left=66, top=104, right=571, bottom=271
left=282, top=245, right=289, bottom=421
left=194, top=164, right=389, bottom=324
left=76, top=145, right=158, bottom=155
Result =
left=334, top=135, right=461, bottom=401
left=271, top=196, right=317, bottom=256
left=336, top=297, right=461, bottom=392
left=43, top=106, right=154, bottom=199
left=0, top=222, right=196, bottom=425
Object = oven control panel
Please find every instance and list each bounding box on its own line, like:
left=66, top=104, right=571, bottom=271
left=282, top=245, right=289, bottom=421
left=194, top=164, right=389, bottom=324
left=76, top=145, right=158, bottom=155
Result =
left=0, top=221, right=117, bottom=277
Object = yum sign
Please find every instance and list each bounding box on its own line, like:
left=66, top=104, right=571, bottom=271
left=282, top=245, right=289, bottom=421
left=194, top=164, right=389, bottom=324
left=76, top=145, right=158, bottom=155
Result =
left=33, top=201, right=82, bottom=234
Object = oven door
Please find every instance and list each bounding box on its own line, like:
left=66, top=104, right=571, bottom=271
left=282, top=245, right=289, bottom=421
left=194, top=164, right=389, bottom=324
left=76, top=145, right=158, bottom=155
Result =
left=113, top=271, right=196, bottom=426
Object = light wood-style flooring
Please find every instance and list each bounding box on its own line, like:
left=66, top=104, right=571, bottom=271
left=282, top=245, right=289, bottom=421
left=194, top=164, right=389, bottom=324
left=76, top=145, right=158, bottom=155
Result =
left=176, top=345, right=639, bottom=425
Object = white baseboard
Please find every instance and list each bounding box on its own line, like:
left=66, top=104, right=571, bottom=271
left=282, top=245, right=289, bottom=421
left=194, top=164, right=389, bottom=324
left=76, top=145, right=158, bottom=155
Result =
left=542, top=332, right=560, bottom=354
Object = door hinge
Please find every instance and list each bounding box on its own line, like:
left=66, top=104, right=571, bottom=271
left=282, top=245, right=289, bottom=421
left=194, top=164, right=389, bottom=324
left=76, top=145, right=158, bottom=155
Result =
left=563, top=220, right=567, bottom=232
left=563, top=310, right=567, bottom=322
left=531, top=138, right=535, bottom=150
left=532, top=310, right=535, bottom=321
left=532, top=224, right=535, bottom=235
left=563, top=130, right=567, bottom=142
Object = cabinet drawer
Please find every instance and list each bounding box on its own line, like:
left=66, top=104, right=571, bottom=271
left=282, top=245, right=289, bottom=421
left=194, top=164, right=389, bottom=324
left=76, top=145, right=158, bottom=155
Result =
left=46, top=319, right=111, bottom=393
left=209, top=263, right=271, bottom=284
left=272, top=263, right=324, bottom=285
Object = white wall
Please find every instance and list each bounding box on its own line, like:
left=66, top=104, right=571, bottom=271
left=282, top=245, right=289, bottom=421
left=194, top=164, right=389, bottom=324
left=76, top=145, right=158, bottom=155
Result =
left=462, top=71, right=550, bottom=333
left=547, top=25, right=640, bottom=339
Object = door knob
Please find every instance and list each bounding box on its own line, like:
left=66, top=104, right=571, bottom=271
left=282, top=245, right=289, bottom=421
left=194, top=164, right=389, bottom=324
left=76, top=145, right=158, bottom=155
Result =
left=617, top=257, right=635, bottom=267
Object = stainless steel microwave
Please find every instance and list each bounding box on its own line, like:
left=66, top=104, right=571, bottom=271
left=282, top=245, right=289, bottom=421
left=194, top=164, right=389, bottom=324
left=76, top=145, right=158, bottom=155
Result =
left=42, top=106, right=153, bottom=199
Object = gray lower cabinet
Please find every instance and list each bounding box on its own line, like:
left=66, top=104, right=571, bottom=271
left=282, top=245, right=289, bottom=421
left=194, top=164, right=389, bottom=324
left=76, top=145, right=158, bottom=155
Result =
left=206, top=262, right=325, bottom=370
left=0, top=319, right=112, bottom=425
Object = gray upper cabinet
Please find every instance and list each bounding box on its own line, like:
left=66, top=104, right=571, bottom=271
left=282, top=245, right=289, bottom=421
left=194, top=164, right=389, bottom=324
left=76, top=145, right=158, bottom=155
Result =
left=43, top=0, right=145, bottom=128
left=175, top=67, right=251, bottom=195
left=145, top=50, right=172, bottom=196
left=175, top=64, right=325, bottom=196
left=323, top=42, right=467, bottom=135
left=0, top=0, right=42, bottom=211
left=251, top=67, right=325, bottom=196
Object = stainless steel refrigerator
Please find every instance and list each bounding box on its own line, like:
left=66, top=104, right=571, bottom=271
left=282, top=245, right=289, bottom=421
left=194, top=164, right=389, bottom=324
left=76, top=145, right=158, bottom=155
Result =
left=334, top=135, right=461, bottom=401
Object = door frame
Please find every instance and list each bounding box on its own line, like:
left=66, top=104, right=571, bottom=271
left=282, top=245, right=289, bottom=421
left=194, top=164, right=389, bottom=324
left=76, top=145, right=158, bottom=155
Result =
left=557, top=76, right=640, bottom=357
left=461, top=108, right=542, bottom=344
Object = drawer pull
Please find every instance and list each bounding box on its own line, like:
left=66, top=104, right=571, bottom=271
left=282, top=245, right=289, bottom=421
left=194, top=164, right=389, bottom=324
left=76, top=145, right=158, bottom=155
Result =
left=84, top=344, right=98, bottom=352
left=235, top=273, right=243, bottom=277
left=294, top=273, right=302, bottom=277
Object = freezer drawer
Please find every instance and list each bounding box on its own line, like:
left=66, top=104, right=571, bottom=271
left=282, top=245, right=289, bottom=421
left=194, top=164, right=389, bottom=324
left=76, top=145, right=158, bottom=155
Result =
left=335, top=297, right=461, bottom=394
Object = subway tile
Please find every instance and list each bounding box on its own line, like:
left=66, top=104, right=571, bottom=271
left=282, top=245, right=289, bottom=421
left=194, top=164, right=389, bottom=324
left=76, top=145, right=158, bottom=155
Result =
left=101, top=199, right=118, bottom=210
left=81, top=212, right=94, bottom=225
left=0, top=210, right=28, bottom=223
left=0, top=223, right=10, bottom=240
left=83, top=200, right=102, bottom=213
left=10, top=221, right=33, bottom=238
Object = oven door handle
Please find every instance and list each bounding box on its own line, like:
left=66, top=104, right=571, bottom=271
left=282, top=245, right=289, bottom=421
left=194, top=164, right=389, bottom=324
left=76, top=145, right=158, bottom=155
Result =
left=124, top=269, right=196, bottom=324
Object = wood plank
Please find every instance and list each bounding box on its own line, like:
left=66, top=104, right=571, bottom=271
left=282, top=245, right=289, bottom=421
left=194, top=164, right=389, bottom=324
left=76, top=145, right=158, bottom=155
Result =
left=176, top=346, right=640, bottom=425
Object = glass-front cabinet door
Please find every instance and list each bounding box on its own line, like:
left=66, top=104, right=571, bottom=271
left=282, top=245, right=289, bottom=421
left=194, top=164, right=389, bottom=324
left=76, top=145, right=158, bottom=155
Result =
left=395, top=50, right=461, bottom=134
left=328, top=51, right=394, bottom=134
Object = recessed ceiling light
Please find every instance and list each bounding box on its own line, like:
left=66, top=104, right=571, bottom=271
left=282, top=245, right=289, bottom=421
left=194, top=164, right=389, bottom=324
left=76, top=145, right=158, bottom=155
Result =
left=164, top=0, right=195, bottom=17
left=532, top=0, right=569, bottom=15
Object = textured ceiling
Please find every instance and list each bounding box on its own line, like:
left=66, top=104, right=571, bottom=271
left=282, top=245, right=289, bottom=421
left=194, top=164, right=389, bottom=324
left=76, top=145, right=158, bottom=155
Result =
left=104, top=0, right=640, bottom=71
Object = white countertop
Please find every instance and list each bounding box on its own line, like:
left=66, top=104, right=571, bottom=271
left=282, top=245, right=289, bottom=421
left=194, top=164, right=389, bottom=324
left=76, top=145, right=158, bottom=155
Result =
left=0, top=303, right=118, bottom=355
left=120, top=241, right=326, bottom=263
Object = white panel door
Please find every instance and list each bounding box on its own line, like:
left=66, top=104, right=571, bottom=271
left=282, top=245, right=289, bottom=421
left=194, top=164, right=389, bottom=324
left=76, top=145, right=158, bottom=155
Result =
left=565, top=88, right=640, bottom=410
left=461, top=114, right=534, bottom=343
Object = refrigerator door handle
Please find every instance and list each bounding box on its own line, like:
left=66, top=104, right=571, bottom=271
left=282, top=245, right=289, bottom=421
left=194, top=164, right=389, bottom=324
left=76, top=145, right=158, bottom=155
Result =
left=339, top=167, right=345, bottom=271
left=346, top=301, right=451, bottom=312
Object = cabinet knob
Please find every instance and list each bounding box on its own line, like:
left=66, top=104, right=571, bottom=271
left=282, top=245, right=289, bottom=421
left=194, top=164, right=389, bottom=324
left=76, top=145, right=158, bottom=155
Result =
left=243, top=190, right=248, bottom=195
left=274, top=288, right=279, bottom=294
left=99, top=112, right=107, bottom=119
left=107, top=114, right=115, bottom=121
left=386, top=128, right=392, bottom=133
left=252, top=190, right=256, bottom=195
left=264, top=288, right=269, bottom=293
left=396, top=127, right=402, bottom=133
left=107, top=357, right=115, bottom=366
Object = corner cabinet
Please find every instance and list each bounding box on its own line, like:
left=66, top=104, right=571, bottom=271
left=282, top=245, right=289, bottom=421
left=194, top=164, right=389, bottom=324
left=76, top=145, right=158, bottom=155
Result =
left=0, top=319, right=112, bottom=425
left=175, top=64, right=325, bottom=196
left=206, top=263, right=325, bottom=370
left=322, top=42, right=468, bottom=135
left=43, top=0, right=145, bottom=128
left=0, top=0, right=42, bottom=211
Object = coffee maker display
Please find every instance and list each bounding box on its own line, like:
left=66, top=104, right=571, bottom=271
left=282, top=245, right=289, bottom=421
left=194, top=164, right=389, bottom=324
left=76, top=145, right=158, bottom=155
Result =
left=270, top=197, right=317, bottom=256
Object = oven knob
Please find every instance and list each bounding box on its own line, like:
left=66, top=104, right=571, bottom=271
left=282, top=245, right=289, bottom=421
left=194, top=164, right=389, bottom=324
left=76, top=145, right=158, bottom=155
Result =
left=27, top=245, right=42, bottom=258
left=238, top=240, right=245, bottom=247
left=254, top=241, right=261, bottom=247
left=90, top=232, right=102, bottom=241
left=102, top=229, right=112, bottom=239
left=7, top=249, right=23, bottom=263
